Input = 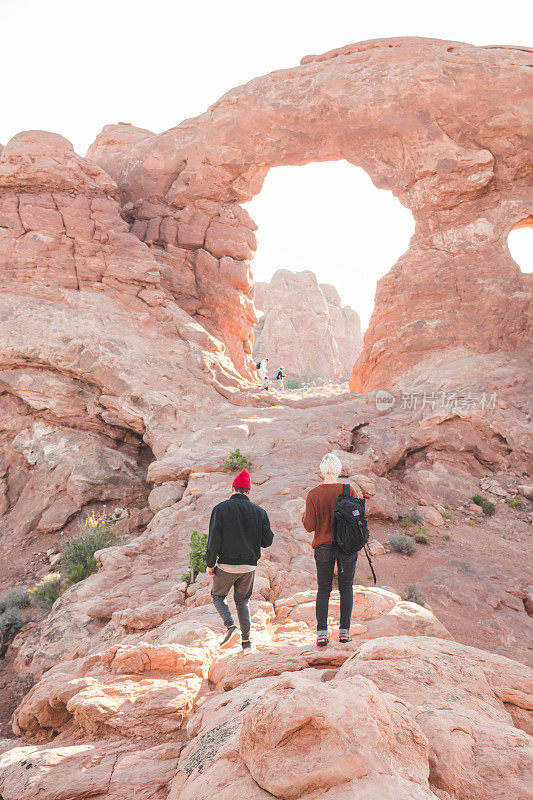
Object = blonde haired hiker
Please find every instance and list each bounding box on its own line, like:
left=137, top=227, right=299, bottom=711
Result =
left=301, top=453, right=358, bottom=648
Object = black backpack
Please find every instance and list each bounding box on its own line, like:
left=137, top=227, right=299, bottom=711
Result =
left=256, top=361, right=262, bottom=370
left=333, top=484, right=376, bottom=584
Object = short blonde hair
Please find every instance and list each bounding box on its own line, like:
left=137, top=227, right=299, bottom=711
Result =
left=320, top=452, right=342, bottom=478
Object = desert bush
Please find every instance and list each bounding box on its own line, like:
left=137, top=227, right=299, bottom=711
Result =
left=414, top=528, right=430, bottom=544
left=0, top=608, right=24, bottom=658
left=442, top=532, right=452, bottom=541
left=63, top=511, right=122, bottom=586
left=285, top=377, right=301, bottom=390
left=0, top=586, right=30, bottom=613
left=180, top=572, right=192, bottom=586
left=471, top=494, right=495, bottom=516
left=189, top=529, right=208, bottom=581
left=401, top=584, right=427, bottom=607
left=224, top=448, right=252, bottom=471
left=442, top=508, right=453, bottom=520
left=388, top=533, right=416, bottom=555
left=505, top=496, right=524, bottom=509
left=405, top=507, right=422, bottom=523
left=29, top=573, right=63, bottom=608
left=399, top=507, right=422, bottom=528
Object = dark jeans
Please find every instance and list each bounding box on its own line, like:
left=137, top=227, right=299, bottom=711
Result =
left=211, top=567, right=254, bottom=640
left=314, top=542, right=357, bottom=633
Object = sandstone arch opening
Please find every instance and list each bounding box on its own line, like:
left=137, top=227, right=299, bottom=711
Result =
left=508, top=218, right=533, bottom=273
left=245, top=160, right=414, bottom=383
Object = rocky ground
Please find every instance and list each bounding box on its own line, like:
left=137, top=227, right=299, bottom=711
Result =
left=1, top=378, right=532, bottom=799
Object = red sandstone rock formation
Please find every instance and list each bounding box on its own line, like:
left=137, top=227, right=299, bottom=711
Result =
left=0, top=130, right=244, bottom=584
left=101, top=38, right=532, bottom=388
left=320, top=282, right=363, bottom=377
left=0, top=38, right=532, bottom=800
left=86, top=123, right=155, bottom=184
left=253, top=280, right=268, bottom=312
left=253, top=270, right=362, bottom=379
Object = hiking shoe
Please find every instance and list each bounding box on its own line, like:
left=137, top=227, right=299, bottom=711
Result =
left=339, top=634, right=352, bottom=643
left=219, top=626, right=240, bottom=649
left=241, top=640, right=254, bottom=656
left=316, top=633, right=329, bottom=647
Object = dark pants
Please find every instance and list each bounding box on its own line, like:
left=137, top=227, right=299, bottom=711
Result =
left=314, top=542, right=357, bottom=633
left=211, top=567, right=254, bottom=640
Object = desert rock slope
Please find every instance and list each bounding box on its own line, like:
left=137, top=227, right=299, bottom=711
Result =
left=0, top=37, right=532, bottom=800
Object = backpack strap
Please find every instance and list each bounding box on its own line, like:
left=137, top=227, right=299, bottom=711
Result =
left=342, top=483, right=350, bottom=498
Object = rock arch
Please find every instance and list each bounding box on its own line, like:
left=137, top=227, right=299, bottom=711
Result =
left=90, top=37, right=533, bottom=388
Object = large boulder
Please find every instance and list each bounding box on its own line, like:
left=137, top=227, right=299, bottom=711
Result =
left=86, top=123, right=155, bottom=184
left=338, top=636, right=533, bottom=800
left=239, top=672, right=430, bottom=799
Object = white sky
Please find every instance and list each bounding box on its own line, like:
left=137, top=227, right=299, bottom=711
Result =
left=244, top=162, right=415, bottom=328
left=1, top=0, right=531, bottom=327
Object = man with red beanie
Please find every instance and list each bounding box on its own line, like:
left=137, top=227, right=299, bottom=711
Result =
left=206, top=468, right=274, bottom=654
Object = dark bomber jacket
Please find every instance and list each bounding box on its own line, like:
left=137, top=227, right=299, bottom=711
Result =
left=206, top=493, right=274, bottom=567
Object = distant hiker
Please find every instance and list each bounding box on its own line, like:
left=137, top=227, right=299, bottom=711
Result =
left=301, top=452, right=373, bottom=647
left=262, top=374, right=272, bottom=391
left=256, top=357, right=269, bottom=385
left=275, top=365, right=285, bottom=391
left=207, top=468, right=274, bottom=654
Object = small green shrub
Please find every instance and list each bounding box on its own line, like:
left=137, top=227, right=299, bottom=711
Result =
left=0, top=587, right=30, bottom=613
left=180, top=571, right=192, bottom=586
left=443, top=503, right=450, bottom=510
left=388, top=533, right=416, bottom=555
left=442, top=532, right=452, bottom=541
left=401, top=584, right=427, bottom=607
left=0, top=608, right=24, bottom=657
left=505, top=496, right=524, bottom=509
left=29, top=573, right=63, bottom=608
left=466, top=518, right=476, bottom=526
left=399, top=516, right=413, bottom=529
left=471, top=494, right=495, bottom=516
left=224, top=448, right=252, bottom=471
left=189, top=529, right=208, bottom=581
left=285, top=377, right=302, bottom=390
left=414, top=528, right=430, bottom=544
left=63, top=511, right=122, bottom=586
left=442, top=508, right=453, bottom=520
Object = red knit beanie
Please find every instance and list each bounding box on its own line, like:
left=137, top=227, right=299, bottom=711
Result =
left=232, top=468, right=251, bottom=490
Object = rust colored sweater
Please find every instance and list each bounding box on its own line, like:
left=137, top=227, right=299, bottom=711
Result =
left=302, top=483, right=357, bottom=548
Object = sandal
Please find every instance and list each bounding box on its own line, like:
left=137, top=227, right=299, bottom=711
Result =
left=339, top=634, right=352, bottom=643
left=316, top=633, right=329, bottom=647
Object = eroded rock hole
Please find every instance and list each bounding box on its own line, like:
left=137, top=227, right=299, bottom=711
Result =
left=244, top=161, right=414, bottom=383
left=508, top=218, right=533, bottom=273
